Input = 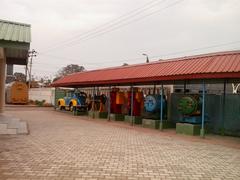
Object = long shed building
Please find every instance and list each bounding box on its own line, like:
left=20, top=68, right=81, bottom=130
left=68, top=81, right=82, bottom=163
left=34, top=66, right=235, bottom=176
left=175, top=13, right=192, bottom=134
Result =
left=52, top=50, right=240, bottom=137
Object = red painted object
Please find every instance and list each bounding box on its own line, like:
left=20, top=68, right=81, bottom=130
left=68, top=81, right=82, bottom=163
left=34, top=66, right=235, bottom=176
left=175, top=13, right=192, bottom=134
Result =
left=110, top=92, right=121, bottom=114
left=127, top=92, right=141, bottom=116
left=52, top=51, right=240, bottom=87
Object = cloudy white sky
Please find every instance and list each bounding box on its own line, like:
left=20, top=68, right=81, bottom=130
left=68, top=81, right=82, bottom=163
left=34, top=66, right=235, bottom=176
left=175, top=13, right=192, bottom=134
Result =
left=1, top=0, right=240, bottom=79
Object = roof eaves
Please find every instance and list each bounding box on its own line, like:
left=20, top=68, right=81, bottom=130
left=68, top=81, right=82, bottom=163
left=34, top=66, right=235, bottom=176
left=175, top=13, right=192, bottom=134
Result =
left=0, top=19, right=31, bottom=27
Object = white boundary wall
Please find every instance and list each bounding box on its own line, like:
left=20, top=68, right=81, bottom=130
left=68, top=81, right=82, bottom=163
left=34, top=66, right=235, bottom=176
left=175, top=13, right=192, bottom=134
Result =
left=29, top=88, right=55, bottom=105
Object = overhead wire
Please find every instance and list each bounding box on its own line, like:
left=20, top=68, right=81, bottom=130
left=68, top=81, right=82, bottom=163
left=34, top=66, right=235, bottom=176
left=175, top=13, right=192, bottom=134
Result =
left=41, top=0, right=186, bottom=53
left=36, top=40, right=240, bottom=66
left=37, top=0, right=186, bottom=69
left=26, top=0, right=240, bottom=76
left=62, top=0, right=185, bottom=50
left=149, top=40, right=240, bottom=59
left=40, top=0, right=168, bottom=53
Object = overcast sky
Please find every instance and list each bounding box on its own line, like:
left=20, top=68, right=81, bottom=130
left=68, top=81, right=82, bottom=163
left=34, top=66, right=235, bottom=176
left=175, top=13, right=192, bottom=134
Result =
left=1, top=0, right=240, bottom=79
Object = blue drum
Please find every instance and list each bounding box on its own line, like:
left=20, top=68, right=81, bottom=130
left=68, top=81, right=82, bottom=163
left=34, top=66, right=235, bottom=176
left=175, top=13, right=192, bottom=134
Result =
left=144, top=95, right=166, bottom=113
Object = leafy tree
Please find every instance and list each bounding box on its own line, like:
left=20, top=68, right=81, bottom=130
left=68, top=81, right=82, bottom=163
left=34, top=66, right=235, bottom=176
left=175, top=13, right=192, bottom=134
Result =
left=39, top=76, right=52, bottom=86
left=53, top=64, right=85, bottom=81
left=14, top=72, right=26, bottom=82
left=52, top=76, right=61, bottom=82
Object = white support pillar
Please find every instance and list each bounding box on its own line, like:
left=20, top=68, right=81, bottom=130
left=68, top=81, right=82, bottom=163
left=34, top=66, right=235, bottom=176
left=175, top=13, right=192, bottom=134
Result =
left=0, top=48, right=6, bottom=113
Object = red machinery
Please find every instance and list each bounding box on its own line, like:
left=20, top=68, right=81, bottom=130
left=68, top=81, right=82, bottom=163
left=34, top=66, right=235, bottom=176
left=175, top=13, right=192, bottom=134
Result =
left=127, top=89, right=143, bottom=116
left=110, top=88, right=143, bottom=116
left=110, top=88, right=122, bottom=114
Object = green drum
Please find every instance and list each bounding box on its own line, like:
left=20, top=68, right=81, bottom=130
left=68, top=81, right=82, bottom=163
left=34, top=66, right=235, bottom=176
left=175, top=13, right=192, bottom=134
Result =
left=178, top=96, right=199, bottom=115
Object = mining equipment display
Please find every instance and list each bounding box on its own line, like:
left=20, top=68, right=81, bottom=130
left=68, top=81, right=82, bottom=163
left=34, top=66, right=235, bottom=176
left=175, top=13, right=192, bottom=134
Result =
left=177, top=95, right=203, bottom=124
left=57, top=90, right=88, bottom=112
left=143, top=94, right=167, bottom=120
left=88, top=94, right=107, bottom=112
left=110, top=88, right=123, bottom=114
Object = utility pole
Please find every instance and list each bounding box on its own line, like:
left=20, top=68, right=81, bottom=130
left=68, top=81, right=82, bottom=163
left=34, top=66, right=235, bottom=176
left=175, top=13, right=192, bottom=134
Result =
left=28, top=49, right=37, bottom=89
left=25, top=65, right=28, bottom=82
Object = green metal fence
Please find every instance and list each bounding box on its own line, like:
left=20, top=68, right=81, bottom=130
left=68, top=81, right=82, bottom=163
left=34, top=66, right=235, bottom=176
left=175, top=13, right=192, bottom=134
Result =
left=222, top=94, right=240, bottom=136
left=54, top=88, right=67, bottom=107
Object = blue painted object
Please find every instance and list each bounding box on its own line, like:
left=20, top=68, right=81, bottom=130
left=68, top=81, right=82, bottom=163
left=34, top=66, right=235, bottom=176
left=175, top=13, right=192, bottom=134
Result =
left=64, top=92, right=86, bottom=107
left=179, top=114, right=208, bottom=124
left=180, top=116, right=202, bottom=124
left=144, top=95, right=166, bottom=113
left=60, top=90, right=87, bottom=112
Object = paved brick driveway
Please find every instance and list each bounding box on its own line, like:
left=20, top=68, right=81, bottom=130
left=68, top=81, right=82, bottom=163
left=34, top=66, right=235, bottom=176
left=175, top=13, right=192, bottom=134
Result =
left=0, top=107, right=240, bottom=180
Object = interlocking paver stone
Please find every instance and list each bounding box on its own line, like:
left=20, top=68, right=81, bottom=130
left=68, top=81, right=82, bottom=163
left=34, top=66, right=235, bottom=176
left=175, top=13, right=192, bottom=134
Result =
left=0, top=108, right=240, bottom=180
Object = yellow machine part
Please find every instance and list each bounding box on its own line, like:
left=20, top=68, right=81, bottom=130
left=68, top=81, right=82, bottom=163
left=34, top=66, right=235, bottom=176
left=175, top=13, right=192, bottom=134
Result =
left=58, top=99, right=65, bottom=107
left=70, top=99, right=77, bottom=106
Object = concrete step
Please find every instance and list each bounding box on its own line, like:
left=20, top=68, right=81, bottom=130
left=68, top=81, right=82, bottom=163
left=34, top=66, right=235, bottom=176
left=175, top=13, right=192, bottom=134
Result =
left=0, top=115, right=29, bottom=135
left=7, top=118, right=21, bottom=129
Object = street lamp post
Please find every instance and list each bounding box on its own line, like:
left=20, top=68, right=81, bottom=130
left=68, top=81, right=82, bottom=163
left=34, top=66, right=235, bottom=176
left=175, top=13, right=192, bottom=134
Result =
left=142, top=53, right=149, bottom=63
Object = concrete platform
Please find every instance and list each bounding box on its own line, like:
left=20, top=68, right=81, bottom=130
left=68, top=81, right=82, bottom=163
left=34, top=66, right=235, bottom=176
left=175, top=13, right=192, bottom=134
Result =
left=110, top=113, right=125, bottom=121
left=95, top=112, right=108, bottom=119
left=73, top=111, right=88, bottom=116
left=88, top=111, right=95, bottom=118
left=124, top=115, right=142, bottom=124
left=142, top=119, right=175, bottom=130
left=176, top=123, right=201, bottom=136
left=142, top=119, right=160, bottom=129
left=88, top=111, right=108, bottom=119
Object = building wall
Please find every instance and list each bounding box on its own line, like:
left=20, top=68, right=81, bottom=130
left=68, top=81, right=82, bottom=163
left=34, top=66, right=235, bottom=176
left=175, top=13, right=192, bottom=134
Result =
left=29, top=88, right=55, bottom=105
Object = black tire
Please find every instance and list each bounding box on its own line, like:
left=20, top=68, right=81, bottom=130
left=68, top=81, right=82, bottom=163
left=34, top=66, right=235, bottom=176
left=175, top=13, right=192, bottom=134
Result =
left=69, top=103, right=74, bottom=112
left=58, top=102, right=63, bottom=110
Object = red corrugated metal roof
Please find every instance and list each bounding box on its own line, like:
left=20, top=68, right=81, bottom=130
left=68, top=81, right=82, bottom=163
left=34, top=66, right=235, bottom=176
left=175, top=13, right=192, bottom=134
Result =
left=52, top=50, right=240, bottom=87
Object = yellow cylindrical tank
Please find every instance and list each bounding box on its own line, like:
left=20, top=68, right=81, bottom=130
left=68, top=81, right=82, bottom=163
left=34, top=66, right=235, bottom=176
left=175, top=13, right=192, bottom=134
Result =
left=6, top=81, right=28, bottom=104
